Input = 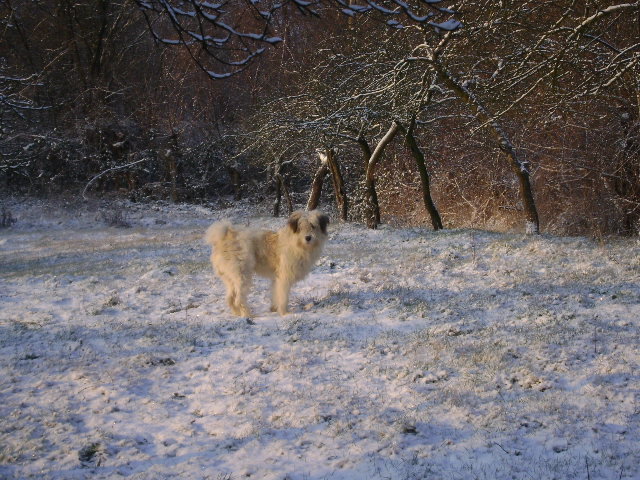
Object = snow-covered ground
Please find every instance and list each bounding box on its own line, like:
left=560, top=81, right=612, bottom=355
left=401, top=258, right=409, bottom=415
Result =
left=1, top=197, right=639, bottom=480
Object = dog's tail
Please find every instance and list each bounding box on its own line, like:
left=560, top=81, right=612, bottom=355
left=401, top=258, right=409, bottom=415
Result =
left=204, top=221, right=233, bottom=247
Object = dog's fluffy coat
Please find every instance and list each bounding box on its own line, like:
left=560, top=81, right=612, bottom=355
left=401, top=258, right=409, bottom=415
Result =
left=205, top=210, right=329, bottom=317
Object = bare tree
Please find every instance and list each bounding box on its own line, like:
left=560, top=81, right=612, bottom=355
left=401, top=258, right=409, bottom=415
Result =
left=456, top=1, right=640, bottom=234
left=349, top=1, right=640, bottom=234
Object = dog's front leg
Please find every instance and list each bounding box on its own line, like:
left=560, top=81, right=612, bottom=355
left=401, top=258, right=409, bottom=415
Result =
left=271, top=278, right=292, bottom=315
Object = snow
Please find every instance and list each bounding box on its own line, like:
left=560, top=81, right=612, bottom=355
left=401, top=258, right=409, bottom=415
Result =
left=386, top=19, right=405, bottom=29
left=199, top=2, right=224, bottom=9
left=429, top=18, right=463, bottom=31
left=206, top=70, right=235, bottom=79
left=1, top=197, right=640, bottom=479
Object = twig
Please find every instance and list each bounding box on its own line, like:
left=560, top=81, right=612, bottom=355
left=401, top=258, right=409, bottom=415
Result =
left=494, top=442, right=510, bottom=455
left=82, top=157, right=151, bottom=200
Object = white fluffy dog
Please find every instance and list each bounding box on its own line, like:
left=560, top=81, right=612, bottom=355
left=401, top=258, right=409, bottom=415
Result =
left=205, top=210, right=329, bottom=317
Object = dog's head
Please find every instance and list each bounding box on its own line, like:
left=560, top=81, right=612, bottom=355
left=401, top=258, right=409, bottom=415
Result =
left=288, top=210, right=329, bottom=248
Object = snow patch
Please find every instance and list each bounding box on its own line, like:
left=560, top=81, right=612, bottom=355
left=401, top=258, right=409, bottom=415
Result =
left=1, top=198, right=639, bottom=479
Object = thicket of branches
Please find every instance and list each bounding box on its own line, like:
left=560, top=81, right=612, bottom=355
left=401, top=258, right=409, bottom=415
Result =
left=1, top=0, right=639, bottom=235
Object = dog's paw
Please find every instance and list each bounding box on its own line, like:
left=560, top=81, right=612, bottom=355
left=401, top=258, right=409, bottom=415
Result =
left=231, top=304, right=252, bottom=317
left=271, top=305, right=290, bottom=315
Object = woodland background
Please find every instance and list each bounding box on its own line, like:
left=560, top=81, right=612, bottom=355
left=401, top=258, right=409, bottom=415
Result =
left=1, top=0, right=639, bottom=236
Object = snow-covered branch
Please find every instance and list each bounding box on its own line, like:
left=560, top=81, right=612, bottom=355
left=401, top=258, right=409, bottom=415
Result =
left=136, top=0, right=461, bottom=79
left=82, top=157, right=153, bottom=200
left=136, top=0, right=286, bottom=78
left=0, top=71, right=48, bottom=120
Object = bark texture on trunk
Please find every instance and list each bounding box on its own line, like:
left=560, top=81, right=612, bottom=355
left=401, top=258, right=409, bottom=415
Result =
left=272, top=155, right=292, bottom=217
left=226, top=166, right=241, bottom=201
left=401, top=120, right=443, bottom=230
left=307, top=159, right=329, bottom=211
left=325, top=149, right=348, bottom=221
left=364, top=122, right=399, bottom=228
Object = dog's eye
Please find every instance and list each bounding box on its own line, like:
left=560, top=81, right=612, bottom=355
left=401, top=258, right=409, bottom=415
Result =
left=311, top=224, right=316, bottom=230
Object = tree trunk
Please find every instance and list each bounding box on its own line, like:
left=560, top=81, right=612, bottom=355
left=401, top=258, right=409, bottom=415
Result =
left=159, top=146, right=179, bottom=203
left=364, top=122, right=400, bottom=228
left=436, top=66, right=540, bottom=234
left=168, top=131, right=182, bottom=203
left=356, top=137, right=380, bottom=226
left=273, top=154, right=292, bottom=217
left=325, top=148, right=348, bottom=221
left=307, top=153, right=329, bottom=211
left=276, top=174, right=293, bottom=215
left=356, top=137, right=372, bottom=169
left=273, top=157, right=282, bottom=217
left=400, top=120, right=443, bottom=230
left=226, top=166, right=241, bottom=200
left=273, top=173, right=282, bottom=217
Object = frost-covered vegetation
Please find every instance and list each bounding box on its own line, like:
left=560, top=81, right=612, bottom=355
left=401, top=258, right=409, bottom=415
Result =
left=2, top=1, right=640, bottom=236
left=1, top=199, right=639, bottom=479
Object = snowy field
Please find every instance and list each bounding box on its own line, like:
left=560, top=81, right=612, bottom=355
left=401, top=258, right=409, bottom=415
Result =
left=1, top=197, right=640, bottom=480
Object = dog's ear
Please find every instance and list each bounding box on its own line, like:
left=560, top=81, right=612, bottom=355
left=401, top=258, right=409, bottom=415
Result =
left=318, top=213, right=329, bottom=234
left=288, top=211, right=303, bottom=233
